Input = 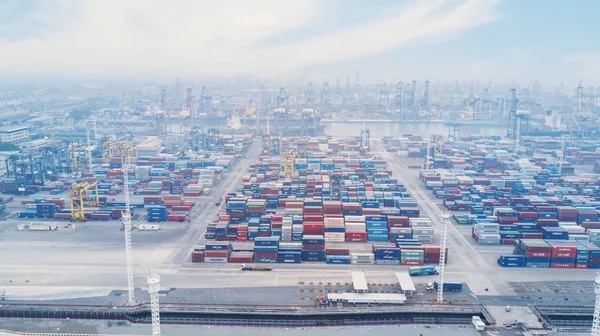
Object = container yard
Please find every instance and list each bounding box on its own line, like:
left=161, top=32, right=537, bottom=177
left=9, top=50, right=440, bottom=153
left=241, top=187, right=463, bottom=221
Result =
left=3, top=74, right=600, bottom=335
left=189, top=136, right=450, bottom=268
left=397, top=133, right=600, bottom=272
left=0, top=126, right=599, bottom=335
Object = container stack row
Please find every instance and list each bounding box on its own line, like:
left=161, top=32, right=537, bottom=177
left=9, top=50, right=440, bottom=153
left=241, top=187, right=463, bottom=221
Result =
left=192, top=236, right=448, bottom=265
left=498, top=239, right=600, bottom=269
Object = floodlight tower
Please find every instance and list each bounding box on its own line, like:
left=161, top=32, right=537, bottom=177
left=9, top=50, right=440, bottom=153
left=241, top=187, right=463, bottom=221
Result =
left=425, top=136, right=431, bottom=169
left=93, top=117, right=99, bottom=147
left=558, top=135, right=566, bottom=175
left=593, top=272, right=600, bottom=335
left=147, top=273, right=162, bottom=336
left=438, top=212, right=450, bottom=304
left=86, top=127, right=92, bottom=171
left=122, top=165, right=135, bottom=305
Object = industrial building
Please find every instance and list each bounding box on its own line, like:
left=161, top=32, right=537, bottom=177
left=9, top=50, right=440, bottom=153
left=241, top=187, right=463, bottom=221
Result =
left=0, top=126, right=29, bottom=143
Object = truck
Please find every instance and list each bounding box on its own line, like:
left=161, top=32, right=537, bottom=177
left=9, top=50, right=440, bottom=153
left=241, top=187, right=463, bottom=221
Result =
left=408, top=266, right=438, bottom=276
left=427, top=281, right=463, bottom=292
left=240, top=264, right=272, bottom=271
left=472, top=316, right=485, bottom=331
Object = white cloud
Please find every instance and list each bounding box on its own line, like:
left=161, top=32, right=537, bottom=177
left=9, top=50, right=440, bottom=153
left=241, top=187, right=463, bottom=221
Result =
left=0, top=0, right=501, bottom=79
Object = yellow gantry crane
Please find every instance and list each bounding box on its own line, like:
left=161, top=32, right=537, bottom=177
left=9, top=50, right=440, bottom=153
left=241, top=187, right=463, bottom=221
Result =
left=68, top=143, right=87, bottom=172
left=431, top=135, right=444, bottom=156
left=283, top=151, right=295, bottom=179
left=69, top=181, right=99, bottom=222
left=102, top=140, right=138, bottom=165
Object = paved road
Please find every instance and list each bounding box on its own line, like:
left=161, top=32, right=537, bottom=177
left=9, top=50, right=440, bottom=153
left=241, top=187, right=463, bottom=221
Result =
left=372, top=139, right=598, bottom=296
left=0, top=137, right=596, bottom=313
left=168, top=139, right=263, bottom=266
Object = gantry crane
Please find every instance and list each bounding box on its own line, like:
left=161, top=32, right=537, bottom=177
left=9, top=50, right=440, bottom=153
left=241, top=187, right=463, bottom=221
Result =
left=68, top=143, right=87, bottom=173
left=432, top=135, right=444, bottom=155
left=283, top=152, right=295, bottom=179
left=69, top=181, right=99, bottom=222
left=243, top=100, right=257, bottom=133
left=102, top=140, right=137, bottom=165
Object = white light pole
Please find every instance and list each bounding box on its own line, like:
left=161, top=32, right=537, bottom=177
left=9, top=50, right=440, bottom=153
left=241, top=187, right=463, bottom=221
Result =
left=147, top=273, right=161, bottom=336
left=438, top=212, right=450, bottom=304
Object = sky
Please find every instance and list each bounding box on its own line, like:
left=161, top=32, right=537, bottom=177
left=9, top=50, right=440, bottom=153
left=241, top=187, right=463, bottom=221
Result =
left=0, top=0, right=598, bottom=86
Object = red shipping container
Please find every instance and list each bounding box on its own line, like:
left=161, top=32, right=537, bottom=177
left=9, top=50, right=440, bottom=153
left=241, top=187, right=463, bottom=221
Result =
left=518, top=211, right=538, bottom=218
left=167, top=214, right=186, bottom=221
left=537, top=219, right=559, bottom=226
left=582, top=222, right=600, bottom=229
left=551, top=262, right=575, bottom=268
left=286, top=202, right=304, bottom=209
left=326, top=248, right=350, bottom=255
left=400, top=260, right=424, bottom=266
left=575, top=263, right=589, bottom=269
left=191, top=251, right=204, bottom=262
left=551, top=246, right=576, bottom=258
left=345, top=231, right=367, bottom=242
left=362, top=208, right=382, bottom=215
left=204, top=250, right=229, bottom=258
left=388, top=216, right=409, bottom=225
left=498, top=217, right=518, bottom=224
left=525, top=251, right=551, bottom=257
left=304, top=223, right=324, bottom=230
left=254, top=252, right=277, bottom=259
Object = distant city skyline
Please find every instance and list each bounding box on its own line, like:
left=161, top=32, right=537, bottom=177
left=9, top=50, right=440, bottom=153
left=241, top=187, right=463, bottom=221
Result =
left=0, top=0, right=598, bottom=86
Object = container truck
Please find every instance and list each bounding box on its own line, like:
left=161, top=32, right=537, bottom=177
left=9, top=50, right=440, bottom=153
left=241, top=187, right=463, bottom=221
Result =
left=427, top=281, right=463, bottom=292
left=240, top=264, right=272, bottom=271
left=408, top=266, right=438, bottom=276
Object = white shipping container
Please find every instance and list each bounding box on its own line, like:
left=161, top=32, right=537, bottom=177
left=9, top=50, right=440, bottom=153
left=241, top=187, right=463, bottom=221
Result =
left=324, top=217, right=345, bottom=225
left=345, top=215, right=366, bottom=223
left=29, top=223, right=58, bottom=231
left=412, top=228, right=434, bottom=235
left=351, top=259, right=374, bottom=265
left=350, top=253, right=375, bottom=260
left=345, top=223, right=367, bottom=231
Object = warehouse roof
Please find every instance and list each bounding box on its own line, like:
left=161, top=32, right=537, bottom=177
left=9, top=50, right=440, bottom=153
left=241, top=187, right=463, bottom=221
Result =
left=327, top=293, right=406, bottom=304
left=395, top=272, right=416, bottom=292
left=351, top=271, right=368, bottom=292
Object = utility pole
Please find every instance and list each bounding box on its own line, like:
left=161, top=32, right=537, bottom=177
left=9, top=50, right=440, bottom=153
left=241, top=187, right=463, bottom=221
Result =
left=186, top=87, right=194, bottom=132
left=438, top=212, right=450, bottom=304
left=515, top=116, right=521, bottom=154
left=122, top=165, right=135, bottom=305
left=86, top=127, right=92, bottom=171
left=160, top=88, right=167, bottom=134
left=93, top=117, right=99, bottom=147
left=395, top=81, right=403, bottom=120
left=147, top=273, right=162, bottom=336
left=425, top=136, right=431, bottom=169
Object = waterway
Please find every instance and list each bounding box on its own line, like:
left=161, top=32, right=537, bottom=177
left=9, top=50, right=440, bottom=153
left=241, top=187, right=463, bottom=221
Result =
left=324, top=122, right=506, bottom=137
left=165, top=120, right=507, bottom=138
